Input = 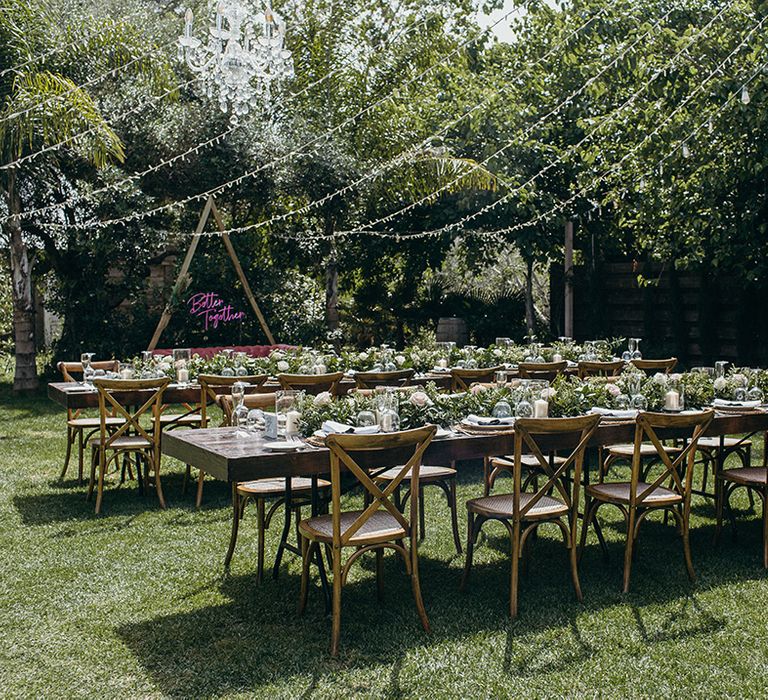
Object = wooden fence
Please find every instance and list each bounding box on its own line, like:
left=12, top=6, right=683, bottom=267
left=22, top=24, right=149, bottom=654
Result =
left=550, top=260, right=768, bottom=366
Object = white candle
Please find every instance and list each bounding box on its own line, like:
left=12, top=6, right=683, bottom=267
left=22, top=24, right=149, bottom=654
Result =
left=120, top=368, right=132, bottom=380
left=552, top=353, right=563, bottom=363
left=314, top=364, right=327, bottom=375
left=178, top=368, right=189, bottom=384
left=438, top=358, right=448, bottom=368
left=380, top=411, right=393, bottom=432
left=533, top=399, right=549, bottom=418
left=665, top=390, right=680, bottom=410
left=285, top=410, right=301, bottom=435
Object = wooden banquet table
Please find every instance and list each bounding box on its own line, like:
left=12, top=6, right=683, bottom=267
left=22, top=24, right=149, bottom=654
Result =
left=160, top=411, right=768, bottom=484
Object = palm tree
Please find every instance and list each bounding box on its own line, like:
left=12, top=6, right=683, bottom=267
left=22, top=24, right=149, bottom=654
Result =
left=0, top=1, right=173, bottom=392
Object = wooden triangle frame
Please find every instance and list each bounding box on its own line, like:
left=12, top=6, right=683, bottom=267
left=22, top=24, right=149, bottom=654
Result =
left=147, top=195, right=275, bottom=350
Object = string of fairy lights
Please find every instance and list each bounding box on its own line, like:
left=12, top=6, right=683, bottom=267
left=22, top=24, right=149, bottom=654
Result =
left=0, top=12, right=440, bottom=221
left=157, top=0, right=733, bottom=241
left=26, top=2, right=540, bottom=231
left=1, top=2, right=765, bottom=251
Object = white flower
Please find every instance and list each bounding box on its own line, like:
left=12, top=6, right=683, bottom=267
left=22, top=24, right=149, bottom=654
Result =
left=358, top=351, right=369, bottom=361
left=272, top=350, right=285, bottom=359
left=731, top=373, right=747, bottom=385
left=493, top=348, right=502, bottom=357
left=606, top=384, right=621, bottom=397
left=670, top=373, right=682, bottom=382
left=409, top=391, right=432, bottom=408
left=159, top=361, right=171, bottom=372
left=276, top=360, right=290, bottom=372
left=541, top=387, right=556, bottom=399
left=395, top=354, right=406, bottom=366
left=653, top=373, right=668, bottom=386
left=714, top=377, right=727, bottom=391
left=313, top=391, right=332, bottom=407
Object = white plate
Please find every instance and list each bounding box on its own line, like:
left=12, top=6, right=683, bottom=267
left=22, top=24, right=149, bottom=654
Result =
left=263, top=441, right=303, bottom=452
left=435, top=428, right=452, bottom=439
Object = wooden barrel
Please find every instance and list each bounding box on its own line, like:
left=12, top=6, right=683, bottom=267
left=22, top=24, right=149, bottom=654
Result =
left=436, top=317, right=468, bottom=346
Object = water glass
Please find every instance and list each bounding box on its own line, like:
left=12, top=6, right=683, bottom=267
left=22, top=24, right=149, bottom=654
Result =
left=275, top=389, right=300, bottom=439
left=631, top=338, right=643, bottom=360
left=715, top=361, right=728, bottom=379
left=246, top=409, right=266, bottom=444
left=356, top=409, right=377, bottom=427
left=492, top=400, right=512, bottom=418
left=494, top=370, right=507, bottom=387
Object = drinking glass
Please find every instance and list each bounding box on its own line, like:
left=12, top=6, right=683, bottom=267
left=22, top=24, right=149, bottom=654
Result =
left=631, top=338, right=643, bottom=360
left=356, top=409, right=377, bottom=427
left=515, top=381, right=533, bottom=418
left=275, top=389, right=300, bottom=439
left=234, top=352, right=248, bottom=376
left=81, top=352, right=94, bottom=386
left=495, top=337, right=511, bottom=347
left=632, top=393, right=648, bottom=411
left=715, top=361, right=728, bottom=379
left=118, top=362, right=133, bottom=380
left=494, top=370, right=507, bottom=387
left=748, top=386, right=765, bottom=403
left=492, top=400, right=512, bottom=418
left=246, top=409, right=266, bottom=444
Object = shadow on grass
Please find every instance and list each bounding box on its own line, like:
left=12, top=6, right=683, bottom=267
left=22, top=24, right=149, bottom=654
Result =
left=12, top=471, right=233, bottom=526
left=115, top=514, right=766, bottom=698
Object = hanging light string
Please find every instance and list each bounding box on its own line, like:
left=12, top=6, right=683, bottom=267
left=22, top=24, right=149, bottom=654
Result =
left=267, top=30, right=768, bottom=244
left=331, top=2, right=741, bottom=241
left=2, top=12, right=437, bottom=222
left=172, top=7, right=612, bottom=239
left=0, top=37, right=177, bottom=125
left=431, top=41, right=768, bottom=241
left=0, top=6, right=147, bottom=80
left=51, top=3, right=535, bottom=231
left=0, top=10, right=414, bottom=227
left=0, top=75, right=198, bottom=172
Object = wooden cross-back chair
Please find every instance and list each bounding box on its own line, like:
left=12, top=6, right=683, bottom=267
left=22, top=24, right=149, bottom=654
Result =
left=217, top=391, right=331, bottom=582
left=631, top=357, right=678, bottom=375
left=278, top=371, right=345, bottom=396
left=462, top=415, right=601, bottom=618
left=715, top=443, right=768, bottom=568
left=581, top=410, right=714, bottom=593
left=88, top=378, right=170, bottom=514
left=450, top=366, right=504, bottom=392
left=298, top=425, right=437, bottom=656
left=518, top=361, right=568, bottom=382
left=577, top=360, right=624, bottom=379
left=57, top=360, right=122, bottom=483
left=188, top=373, right=268, bottom=507
left=353, top=369, right=415, bottom=390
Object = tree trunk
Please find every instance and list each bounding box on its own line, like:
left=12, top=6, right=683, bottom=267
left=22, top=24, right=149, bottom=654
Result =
left=5, top=169, right=39, bottom=392
left=324, top=217, right=339, bottom=333
left=524, top=256, right=535, bottom=334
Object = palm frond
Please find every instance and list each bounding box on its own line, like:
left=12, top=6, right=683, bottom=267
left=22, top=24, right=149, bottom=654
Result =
left=0, top=70, right=124, bottom=167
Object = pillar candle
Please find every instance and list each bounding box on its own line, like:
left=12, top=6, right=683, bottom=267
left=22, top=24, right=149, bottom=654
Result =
left=533, top=399, right=549, bottom=418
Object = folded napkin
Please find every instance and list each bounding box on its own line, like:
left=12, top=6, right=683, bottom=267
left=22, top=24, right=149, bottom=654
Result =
left=713, top=399, right=761, bottom=408
left=321, top=420, right=380, bottom=435
left=589, top=407, right=638, bottom=419
left=430, top=366, right=450, bottom=373
left=464, top=414, right=516, bottom=426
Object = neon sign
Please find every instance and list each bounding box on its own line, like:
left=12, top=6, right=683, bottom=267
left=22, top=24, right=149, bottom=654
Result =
left=187, top=292, right=246, bottom=330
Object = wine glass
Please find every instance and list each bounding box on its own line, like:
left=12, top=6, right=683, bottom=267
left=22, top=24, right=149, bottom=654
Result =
left=494, top=370, right=507, bottom=388
left=80, top=352, right=94, bottom=386
left=631, top=338, right=643, bottom=360
left=246, top=409, right=266, bottom=445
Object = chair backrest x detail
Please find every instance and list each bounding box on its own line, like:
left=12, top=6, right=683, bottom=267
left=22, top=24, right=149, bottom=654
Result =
left=198, top=374, right=268, bottom=427
left=325, top=426, right=437, bottom=547
left=629, top=410, right=714, bottom=505
left=631, top=358, right=678, bottom=375
left=512, top=414, right=601, bottom=521
left=353, top=369, right=415, bottom=390
left=450, top=366, right=503, bottom=392
left=278, top=372, right=344, bottom=396
left=518, top=361, right=568, bottom=382
left=93, top=378, right=170, bottom=449
left=577, top=360, right=624, bottom=379
left=216, top=392, right=277, bottom=426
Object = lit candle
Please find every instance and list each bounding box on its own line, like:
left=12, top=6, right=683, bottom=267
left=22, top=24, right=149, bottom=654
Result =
left=437, top=358, right=448, bottom=369
left=552, top=353, right=563, bottom=363
left=533, top=399, right=549, bottom=418
left=285, top=410, right=301, bottom=436
left=379, top=411, right=393, bottom=432
left=665, top=390, right=680, bottom=411
left=178, top=368, right=189, bottom=384
left=120, top=368, right=132, bottom=380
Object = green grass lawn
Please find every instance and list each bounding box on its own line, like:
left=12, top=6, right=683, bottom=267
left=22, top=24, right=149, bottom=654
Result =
left=2, top=383, right=768, bottom=698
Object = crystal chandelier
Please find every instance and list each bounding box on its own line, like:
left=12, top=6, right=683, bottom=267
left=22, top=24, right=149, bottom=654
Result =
left=178, top=1, right=295, bottom=122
